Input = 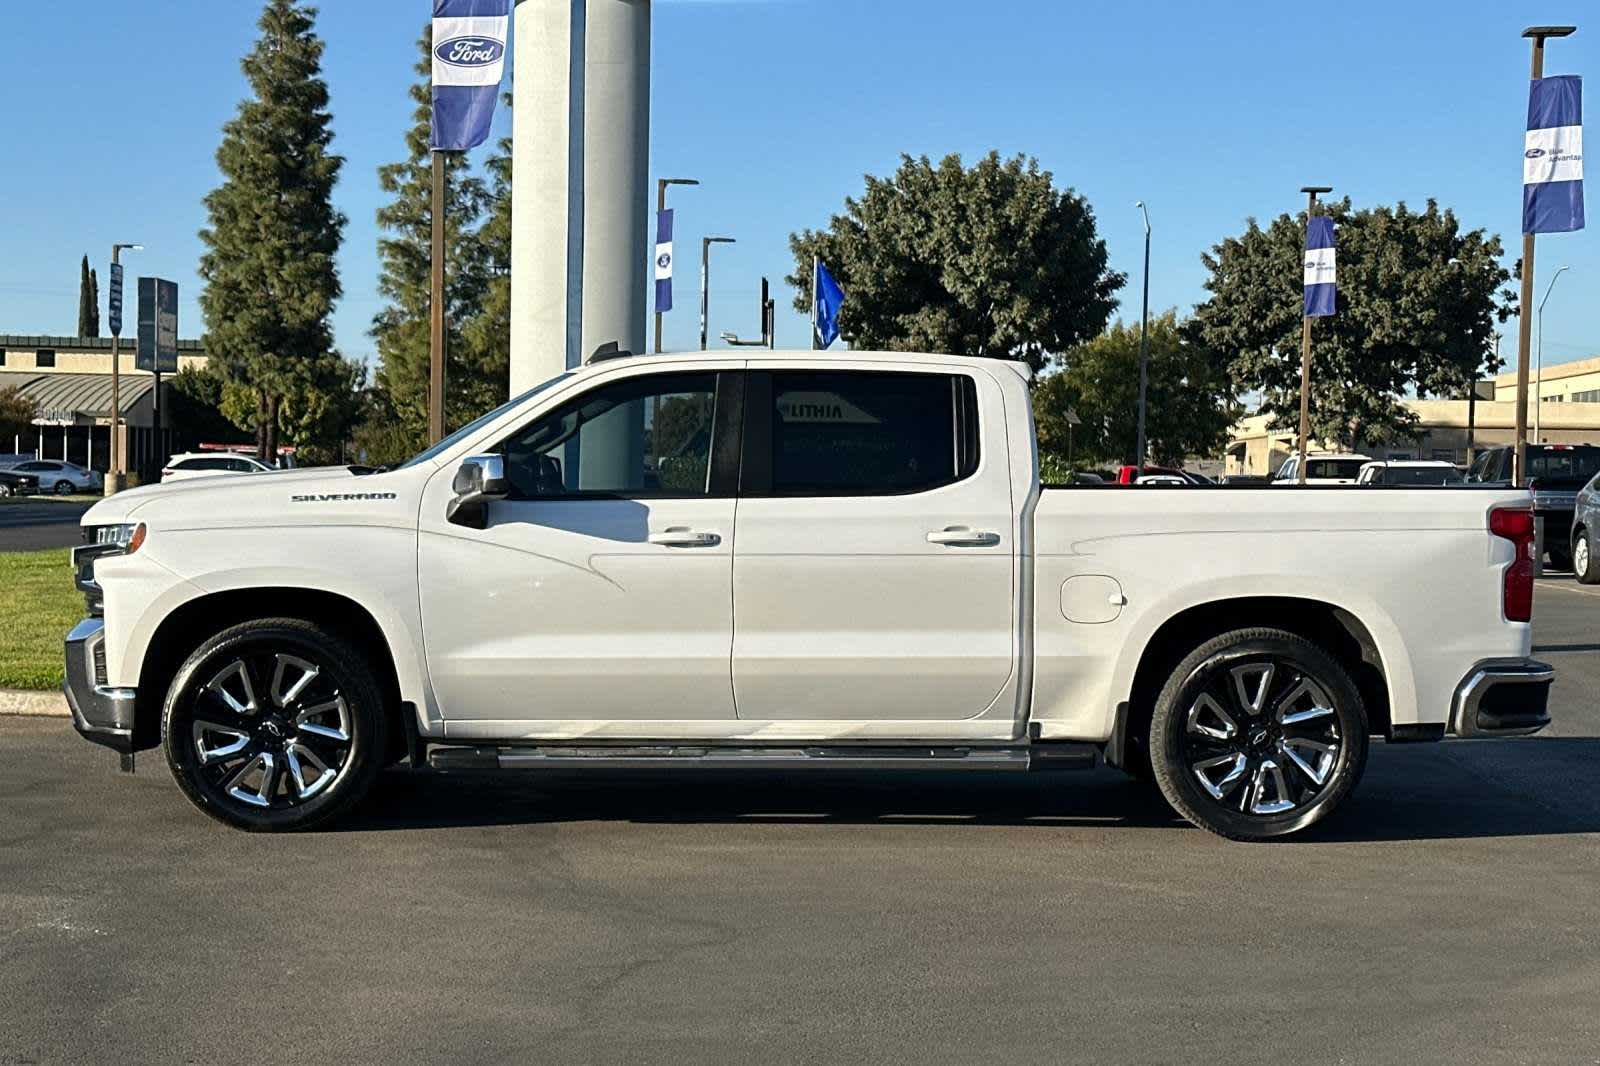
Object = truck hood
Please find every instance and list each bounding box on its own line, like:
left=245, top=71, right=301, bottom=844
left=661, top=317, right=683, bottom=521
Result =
left=81, top=466, right=423, bottom=529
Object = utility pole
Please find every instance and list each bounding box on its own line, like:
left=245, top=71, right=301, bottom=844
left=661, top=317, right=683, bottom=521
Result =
left=1535, top=265, right=1571, bottom=442
left=654, top=178, right=699, bottom=353
left=429, top=152, right=448, bottom=446
left=1134, top=201, right=1152, bottom=468
left=1297, top=185, right=1333, bottom=485
left=106, top=242, right=140, bottom=495
left=1514, top=25, right=1577, bottom=486
left=699, top=236, right=735, bottom=350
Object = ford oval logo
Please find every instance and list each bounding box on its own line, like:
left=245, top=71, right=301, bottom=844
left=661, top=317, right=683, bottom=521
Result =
left=1526, top=147, right=1547, bottom=159
left=436, top=36, right=505, bottom=68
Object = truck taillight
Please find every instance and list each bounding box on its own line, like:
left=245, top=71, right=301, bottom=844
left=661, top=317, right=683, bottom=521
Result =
left=1489, top=506, right=1535, bottom=623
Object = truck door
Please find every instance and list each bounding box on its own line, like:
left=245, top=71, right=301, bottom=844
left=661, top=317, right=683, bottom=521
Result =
left=417, top=366, right=743, bottom=726
left=730, top=364, right=1018, bottom=723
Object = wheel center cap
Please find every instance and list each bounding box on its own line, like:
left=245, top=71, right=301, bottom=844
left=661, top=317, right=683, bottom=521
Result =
left=261, top=717, right=288, bottom=740
left=1249, top=727, right=1271, bottom=749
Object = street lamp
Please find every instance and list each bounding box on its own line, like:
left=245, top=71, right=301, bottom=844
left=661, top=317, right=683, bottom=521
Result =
left=1536, top=264, right=1571, bottom=441
left=1133, top=201, right=1152, bottom=468
left=699, top=236, right=736, bottom=350
left=654, top=177, right=699, bottom=354
left=107, top=242, right=142, bottom=495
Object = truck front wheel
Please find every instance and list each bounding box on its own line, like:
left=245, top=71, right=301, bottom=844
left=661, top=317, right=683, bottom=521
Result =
left=161, top=619, right=389, bottom=832
left=1149, top=628, right=1368, bottom=841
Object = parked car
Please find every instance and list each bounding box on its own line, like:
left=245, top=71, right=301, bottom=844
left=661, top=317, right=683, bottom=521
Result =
left=1114, top=464, right=1212, bottom=485
left=1570, top=472, right=1600, bottom=585
left=1468, top=444, right=1600, bottom=570
left=1357, top=460, right=1463, bottom=486
left=68, top=349, right=1551, bottom=841
left=1271, top=454, right=1372, bottom=485
left=6, top=460, right=103, bottom=495
left=161, top=452, right=276, bottom=483
left=0, top=469, right=40, bottom=497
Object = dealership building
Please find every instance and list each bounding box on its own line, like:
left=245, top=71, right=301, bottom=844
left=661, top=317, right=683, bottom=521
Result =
left=1226, top=357, right=1600, bottom=476
left=0, top=335, right=208, bottom=474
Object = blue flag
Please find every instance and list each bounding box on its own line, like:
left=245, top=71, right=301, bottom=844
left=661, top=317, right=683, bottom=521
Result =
left=655, top=210, right=674, bottom=314
left=1303, top=216, right=1336, bottom=318
left=430, top=0, right=510, bottom=152
left=1524, top=74, right=1585, bottom=234
left=813, top=259, right=847, bottom=348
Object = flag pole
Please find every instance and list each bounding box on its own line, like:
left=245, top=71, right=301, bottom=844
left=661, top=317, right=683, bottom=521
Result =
left=811, top=255, right=820, bottom=350
left=429, top=150, right=448, bottom=446
left=1297, top=185, right=1332, bottom=486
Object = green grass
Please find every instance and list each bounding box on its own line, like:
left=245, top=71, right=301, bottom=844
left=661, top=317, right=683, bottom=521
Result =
left=0, top=550, right=81, bottom=690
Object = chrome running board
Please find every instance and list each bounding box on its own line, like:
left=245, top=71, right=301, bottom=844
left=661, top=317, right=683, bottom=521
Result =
left=429, top=743, right=1096, bottom=773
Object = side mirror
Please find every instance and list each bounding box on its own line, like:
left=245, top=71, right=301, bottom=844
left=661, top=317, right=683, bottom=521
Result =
left=446, top=454, right=510, bottom=529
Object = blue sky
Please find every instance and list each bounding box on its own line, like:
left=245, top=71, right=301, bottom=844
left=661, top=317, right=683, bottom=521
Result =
left=1, top=0, right=1594, bottom=372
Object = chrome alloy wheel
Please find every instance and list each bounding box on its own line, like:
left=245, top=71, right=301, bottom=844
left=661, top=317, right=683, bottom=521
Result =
left=190, top=652, right=352, bottom=810
left=1576, top=534, right=1591, bottom=578
left=1179, top=660, right=1344, bottom=817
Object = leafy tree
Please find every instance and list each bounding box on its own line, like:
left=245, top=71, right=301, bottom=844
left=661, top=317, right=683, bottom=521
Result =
left=1034, top=313, right=1237, bottom=468
left=370, top=25, right=497, bottom=454
left=0, top=386, right=38, bottom=441
left=198, top=0, right=348, bottom=463
left=77, top=256, right=100, bottom=337
left=1190, top=199, right=1513, bottom=448
left=788, top=152, right=1124, bottom=373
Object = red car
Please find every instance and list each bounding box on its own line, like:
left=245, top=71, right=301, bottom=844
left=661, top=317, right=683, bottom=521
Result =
left=1114, top=465, right=1211, bottom=485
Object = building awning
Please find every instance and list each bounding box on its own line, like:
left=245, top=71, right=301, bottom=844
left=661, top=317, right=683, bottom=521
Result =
left=0, top=372, right=157, bottom=425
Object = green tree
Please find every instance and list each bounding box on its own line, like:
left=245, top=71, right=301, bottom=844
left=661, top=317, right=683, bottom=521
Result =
left=198, top=0, right=348, bottom=463
left=77, top=256, right=100, bottom=337
left=0, top=386, right=38, bottom=442
left=1034, top=313, right=1236, bottom=468
left=1190, top=199, right=1512, bottom=448
left=370, top=25, right=497, bottom=455
left=457, top=92, right=513, bottom=419
left=788, top=152, right=1124, bottom=373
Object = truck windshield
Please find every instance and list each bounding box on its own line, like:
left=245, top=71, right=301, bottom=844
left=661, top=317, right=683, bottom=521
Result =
left=1305, top=459, right=1367, bottom=480
left=394, top=373, right=574, bottom=471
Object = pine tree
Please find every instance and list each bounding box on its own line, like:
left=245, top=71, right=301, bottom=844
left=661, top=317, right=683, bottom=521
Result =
left=458, top=90, right=512, bottom=415
left=77, top=256, right=98, bottom=338
left=89, top=268, right=100, bottom=337
left=199, top=0, right=347, bottom=463
left=371, top=25, right=494, bottom=452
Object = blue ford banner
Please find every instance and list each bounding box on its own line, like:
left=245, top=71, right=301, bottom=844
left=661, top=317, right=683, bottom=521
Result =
left=1303, top=216, right=1336, bottom=318
left=655, top=210, right=675, bottom=313
left=813, top=259, right=847, bottom=349
left=430, top=0, right=510, bottom=152
left=1524, top=74, right=1585, bottom=234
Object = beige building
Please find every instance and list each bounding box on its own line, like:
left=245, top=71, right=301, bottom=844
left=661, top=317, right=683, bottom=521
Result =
left=1225, top=356, right=1600, bottom=476
left=1, top=335, right=208, bottom=474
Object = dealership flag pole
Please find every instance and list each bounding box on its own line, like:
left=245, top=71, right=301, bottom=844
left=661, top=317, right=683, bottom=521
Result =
left=1515, top=26, right=1582, bottom=487
left=1297, top=186, right=1334, bottom=485
left=429, top=0, right=511, bottom=444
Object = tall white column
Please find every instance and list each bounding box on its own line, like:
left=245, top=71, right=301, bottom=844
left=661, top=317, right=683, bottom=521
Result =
left=510, top=0, right=587, bottom=394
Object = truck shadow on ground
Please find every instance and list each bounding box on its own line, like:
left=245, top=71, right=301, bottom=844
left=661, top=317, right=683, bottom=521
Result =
left=344, top=737, right=1600, bottom=843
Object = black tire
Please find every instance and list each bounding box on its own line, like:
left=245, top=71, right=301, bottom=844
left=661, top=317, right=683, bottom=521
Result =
left=1575, top=527, right=1599, bottom=585
left=1547, top=544, right=1573, bottom=573
left=1149, top=628, right=1369, bottom=842
left=54, top=480, right=74, bottom=496
left=162, top=618, right=389, bottom=832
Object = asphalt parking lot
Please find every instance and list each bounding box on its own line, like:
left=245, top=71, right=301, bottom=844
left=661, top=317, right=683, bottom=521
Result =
left=0, top=500, right=93, bottom=552
left=2, top=579, right=1597, bottom=1065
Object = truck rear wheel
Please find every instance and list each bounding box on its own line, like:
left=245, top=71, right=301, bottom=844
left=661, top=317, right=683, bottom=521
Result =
left=161, top=619, right=389, bottom=832
left=1149, top=628, right=1368, bottom=841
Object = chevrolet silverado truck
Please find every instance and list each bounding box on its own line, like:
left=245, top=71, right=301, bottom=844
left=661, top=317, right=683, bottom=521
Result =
left=64, top=350, right=1554, bottom=840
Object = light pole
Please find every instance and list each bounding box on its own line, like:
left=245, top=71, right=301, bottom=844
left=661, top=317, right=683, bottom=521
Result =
left=1134, top=201, right=1152, bottom=468
left=699, top=236, right=735, bottom=350
left=655, top=177, right=699, bottom=353
left=1536, top=264, right=1570, bottom=441
left=1297, top=185, right=1333, bottom=484
left=1514, top=25, right=1578, bottom=486
left=107, top=242, right=141, bottom=495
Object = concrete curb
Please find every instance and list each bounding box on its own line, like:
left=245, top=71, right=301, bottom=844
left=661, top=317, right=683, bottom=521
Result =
left=0, top=689, right=69, bottom=717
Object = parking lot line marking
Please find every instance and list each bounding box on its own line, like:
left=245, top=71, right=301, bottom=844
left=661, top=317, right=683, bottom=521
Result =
left=1537, top=580, right=1600, bottom=600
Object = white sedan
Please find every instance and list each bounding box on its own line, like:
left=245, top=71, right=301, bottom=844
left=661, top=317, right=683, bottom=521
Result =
left=161, top=453, right=276, bottom=483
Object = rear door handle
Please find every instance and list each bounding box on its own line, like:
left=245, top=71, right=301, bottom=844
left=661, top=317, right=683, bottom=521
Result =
left=926, top=527, right=1001, bottom=547
left=649, top=528, right=721, bottom=548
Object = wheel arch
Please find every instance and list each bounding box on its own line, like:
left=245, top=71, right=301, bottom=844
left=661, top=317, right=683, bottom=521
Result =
left=1108, top=596, right=1393, bottom=771
left=132, top=588, right=409, bottom=753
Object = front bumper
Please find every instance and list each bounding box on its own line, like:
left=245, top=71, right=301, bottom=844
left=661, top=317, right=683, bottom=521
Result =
left=1450, top=659, right=1553, bottom=738
left=63, top=618, right=138, bottom=754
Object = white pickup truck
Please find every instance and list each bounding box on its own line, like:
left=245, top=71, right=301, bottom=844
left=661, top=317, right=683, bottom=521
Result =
left=65, top=349, right=1553, bottom=840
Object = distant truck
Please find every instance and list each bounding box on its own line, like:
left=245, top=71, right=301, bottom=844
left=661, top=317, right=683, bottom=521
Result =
left=65, top=349, right=1552, bottom=841
left=1468, top=444, right=1600, bottom=570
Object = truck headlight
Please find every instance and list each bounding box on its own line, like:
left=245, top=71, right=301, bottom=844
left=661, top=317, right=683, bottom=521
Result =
left=88, top=523, right=147, bottom=553
left=74, top=524, right=147, bottom=616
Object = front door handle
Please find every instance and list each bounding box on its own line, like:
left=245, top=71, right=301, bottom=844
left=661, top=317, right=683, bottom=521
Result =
left=926, top=527, right=1001, bottom=547
left=649, top=528, right=721, bottom=548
